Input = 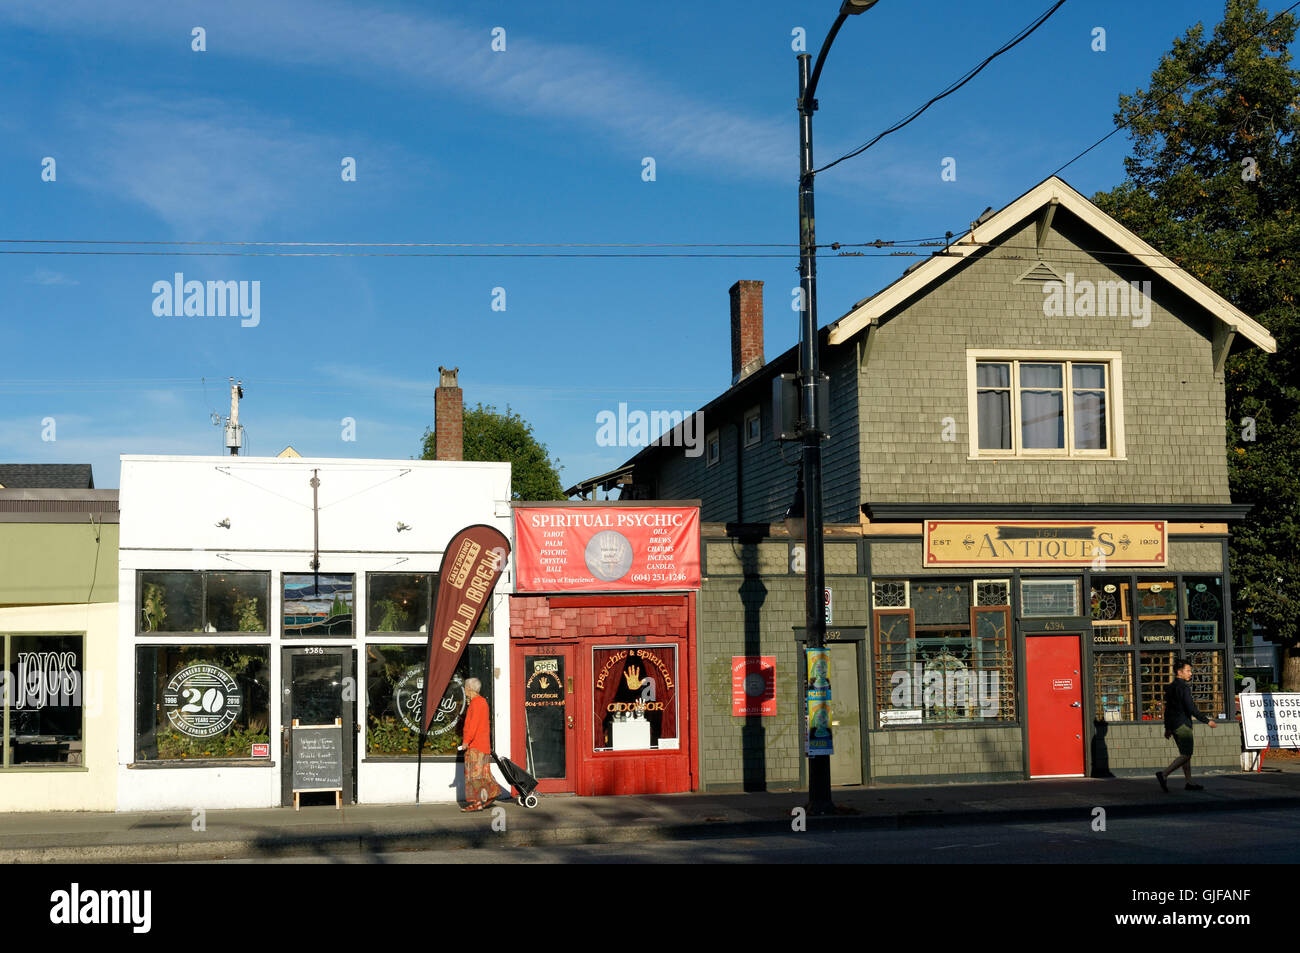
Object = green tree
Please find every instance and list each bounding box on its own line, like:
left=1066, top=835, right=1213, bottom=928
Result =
left=1092, top=0, right=1299, bottom=688
left=420, top=403, right=565, bottom=501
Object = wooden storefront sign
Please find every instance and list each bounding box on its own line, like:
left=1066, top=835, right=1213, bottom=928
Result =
left=924, top=520, right=1166, bottom=568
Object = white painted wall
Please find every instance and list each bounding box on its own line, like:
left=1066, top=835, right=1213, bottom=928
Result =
left=117, top=455, right=512, bottom=812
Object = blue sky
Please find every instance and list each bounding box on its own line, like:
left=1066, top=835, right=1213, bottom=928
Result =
left=0, top=0, right=1277, bottom=490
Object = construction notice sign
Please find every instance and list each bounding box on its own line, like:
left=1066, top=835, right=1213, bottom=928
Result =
left=514, top=506, right=700, bottom=592
left=1240, top=693, right=1300, bottom=750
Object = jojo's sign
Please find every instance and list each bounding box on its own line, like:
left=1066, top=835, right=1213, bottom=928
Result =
left=924, top=520, right=1166, bottom=567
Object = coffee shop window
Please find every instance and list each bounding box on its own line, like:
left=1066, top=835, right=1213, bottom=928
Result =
left=138, top=571, right=269, bottom=634
left=872, top=579, right=1017, bottom=727
left=2, top=633, right=85, bottom=768
left=133, top=645, right=270, bottom=762
left=283, top=573, right=354, bottom=637
left=365, top=572, right=491, bottom=635
left=593, top=646, right=678, bottom=751
left=364, top=643, right=493, bottom=759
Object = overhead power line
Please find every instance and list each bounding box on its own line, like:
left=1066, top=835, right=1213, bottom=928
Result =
left=1050, top=0, right=1300, bottom=176
left=815, top=0, right=1068, bottom=175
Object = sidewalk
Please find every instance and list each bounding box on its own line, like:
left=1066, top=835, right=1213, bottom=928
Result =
left=4, top=765, right=1297, bottom=863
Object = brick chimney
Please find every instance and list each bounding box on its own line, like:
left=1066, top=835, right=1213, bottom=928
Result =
left=434, top=366, right=463, bottom=461
left=730, top=280, right=764, bottom=384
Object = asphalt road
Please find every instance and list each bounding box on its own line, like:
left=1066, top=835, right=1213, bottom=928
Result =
left=185, top=808, right=1300, bottom=863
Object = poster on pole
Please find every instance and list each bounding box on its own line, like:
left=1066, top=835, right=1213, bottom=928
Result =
left=805, top=648, right=833, bottom=756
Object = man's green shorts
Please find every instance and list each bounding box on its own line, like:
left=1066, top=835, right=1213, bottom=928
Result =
left=1173, top=724, right=1195, bottom=757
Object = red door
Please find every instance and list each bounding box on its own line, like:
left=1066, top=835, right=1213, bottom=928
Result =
left=513, top=644, right=578, bottom=793
left=1025, top=635, right=1085, bottom=778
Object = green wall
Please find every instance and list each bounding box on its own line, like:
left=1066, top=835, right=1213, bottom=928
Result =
left=0, top=522, right=118, bottom=605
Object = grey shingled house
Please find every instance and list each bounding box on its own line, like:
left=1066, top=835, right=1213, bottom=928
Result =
left=571, top=175, right=1276, bottom=790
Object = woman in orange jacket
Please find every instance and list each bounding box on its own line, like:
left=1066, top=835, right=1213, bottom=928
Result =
left=458, top=678, right=497, bottom=811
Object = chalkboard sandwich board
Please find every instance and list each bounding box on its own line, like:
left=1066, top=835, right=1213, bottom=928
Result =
left=291, top=718, right=344, bottom=810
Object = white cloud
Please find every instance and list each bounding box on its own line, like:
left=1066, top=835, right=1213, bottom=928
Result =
left=1, top=0, right=791, bottom=183
left=25, top=269, right=80, bottom=286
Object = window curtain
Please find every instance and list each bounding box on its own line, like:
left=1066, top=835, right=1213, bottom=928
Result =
left=1020, top=390, right=1064, bottom=448
left=975, top=363, right=1011, bottom=449
left=1073, top=391, right=1106, bottom=449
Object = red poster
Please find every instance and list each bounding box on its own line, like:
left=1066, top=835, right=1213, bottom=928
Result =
left=732, top=656, right=776, bottom=716
left=514, top=506, right=700, bottom=591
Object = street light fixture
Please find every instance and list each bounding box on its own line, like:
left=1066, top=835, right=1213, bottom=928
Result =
left=796, top=0, right=878, bottom=816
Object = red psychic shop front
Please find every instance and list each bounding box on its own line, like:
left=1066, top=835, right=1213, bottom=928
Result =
left=508, top=503, right=700, bottom=796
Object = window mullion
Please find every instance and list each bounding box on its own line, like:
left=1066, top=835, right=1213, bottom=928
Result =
left=1011, top=361, right=1022, bottom=454
left=1065, top=361, right=1074, bottom=457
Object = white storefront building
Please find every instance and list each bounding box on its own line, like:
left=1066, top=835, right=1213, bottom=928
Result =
left=116, top=454, right=511, bottom=811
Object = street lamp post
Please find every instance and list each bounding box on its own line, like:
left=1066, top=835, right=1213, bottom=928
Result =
left=797, top=0, right=878, bottom=816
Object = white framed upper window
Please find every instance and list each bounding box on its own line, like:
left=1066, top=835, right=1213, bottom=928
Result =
left=966, top=350, right=1125, bottom=459
left=743, top=406, right=762, bottom=448
left=705, top=430, right=720, bottom=468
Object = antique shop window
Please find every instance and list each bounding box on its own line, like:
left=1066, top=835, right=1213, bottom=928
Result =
left=2, top=634, right=85, bottom=768
left=872, top=580, right=909, bottom=609
left=968, top=351, right=1123, bottom=458
left=1020, top=578, right=1081, bottom=617
left=1093, top=575, right=1228, bottom=723
left=974, top=579, right=1011, bottom=606
left=138, top=571, right=269, bottom=634
left=283, top=573, right=355, bottom=637
left=134, top=645, right=270, bottom=761
left=872, top=582, right=1016, bottom=728
left=364, top=642, right=493, bottom=758
left=592, top=645, right=678, bottom=751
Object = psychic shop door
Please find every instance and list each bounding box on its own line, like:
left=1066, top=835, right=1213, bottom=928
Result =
left=515, top=644, right=579, bottom=793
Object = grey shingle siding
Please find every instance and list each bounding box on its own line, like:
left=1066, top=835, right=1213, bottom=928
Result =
left=857, top=213, right=1230, bottom=505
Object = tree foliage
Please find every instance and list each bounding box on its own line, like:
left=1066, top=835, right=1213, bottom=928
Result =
left=1092, top=0, right=1299, bottom=684
left=420, top=403, right=565, bottom=501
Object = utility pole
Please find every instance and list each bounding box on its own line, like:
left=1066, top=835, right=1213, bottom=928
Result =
left=225, top=379, right=244, bottom=455
left=796, top=0, right=878, bottom=817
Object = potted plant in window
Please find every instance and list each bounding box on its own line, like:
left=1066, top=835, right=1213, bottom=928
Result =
left=141, top=582, right=168, bottom=632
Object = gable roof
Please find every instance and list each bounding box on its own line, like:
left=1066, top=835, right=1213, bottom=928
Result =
left=826, top=176, right=1277, bottom=353
left=0, top=464, right=94, bottom=489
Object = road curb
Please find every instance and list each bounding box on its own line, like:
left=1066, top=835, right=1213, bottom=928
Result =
left=3, top=794, right=1295, bottom=863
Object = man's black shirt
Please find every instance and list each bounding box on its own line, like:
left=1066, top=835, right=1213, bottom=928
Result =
left=1163, top=677, right=1210, bottom=731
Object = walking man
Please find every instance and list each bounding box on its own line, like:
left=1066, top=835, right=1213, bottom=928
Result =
left=1156, top=658, right=1217, bottom=791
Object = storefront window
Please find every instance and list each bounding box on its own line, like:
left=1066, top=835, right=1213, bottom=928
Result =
left=139, top=571, right=268, bottom=633
left=1183, top=577, right=1224, bottom=643
left=3, top=634, right=84, bottom=767
left=139, top=571, right=203, bottom=632
left=592, top=646, right=677, bottom=750
left=872, top=584, right=1016, bottom=727
left=283, top=574, right=354, bottom=637
left=134, top=645, right=270, bottom=761
left=1094, top=575, right=1227, bottom=723
left=368, top=573, right=432, bottom=633
left=1020, top=578, right=1080, bottom=617
left=364, top=643, right=493, bottom=757
left=1093, top=652, right=1134, bottom=722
